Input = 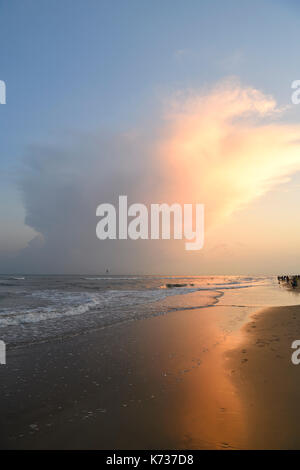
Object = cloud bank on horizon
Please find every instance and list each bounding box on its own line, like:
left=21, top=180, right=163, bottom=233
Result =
left=3, top=79, right=300, bottom=274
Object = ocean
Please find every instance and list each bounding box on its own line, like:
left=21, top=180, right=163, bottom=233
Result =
left=0, top=274, right=296, bottom=347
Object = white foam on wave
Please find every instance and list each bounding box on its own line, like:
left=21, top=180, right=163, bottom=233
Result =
left=0, top=276, right=273, bottom=332
left=0, top=287, right=194, bottom=327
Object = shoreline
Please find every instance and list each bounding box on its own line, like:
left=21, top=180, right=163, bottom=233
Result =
left=1, top=286, right=300, bottom=449
left=1, top=288, right=224, bottom=349
left=0, top=290, right=254, bottom=449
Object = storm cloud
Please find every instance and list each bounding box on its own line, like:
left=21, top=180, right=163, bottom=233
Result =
left=4, top=79, right=300, bottom=274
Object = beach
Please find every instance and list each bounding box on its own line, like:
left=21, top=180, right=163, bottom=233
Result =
left=0, top=301, right=249, bottom=449
left=1, top=276, right=300, bottom=449
left=226, top=303, right=300, bottom=449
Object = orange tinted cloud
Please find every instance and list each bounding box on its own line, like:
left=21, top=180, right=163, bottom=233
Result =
left=160, top=79, right=300, bottom=228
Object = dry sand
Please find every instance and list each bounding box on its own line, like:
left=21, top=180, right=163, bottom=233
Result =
left=226, top=304, right=300, bottom=449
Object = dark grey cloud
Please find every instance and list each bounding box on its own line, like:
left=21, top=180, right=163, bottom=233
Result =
left=1, top=130, right=180, bottom=274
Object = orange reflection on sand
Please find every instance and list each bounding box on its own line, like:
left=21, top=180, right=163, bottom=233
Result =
left=167, top=307, right=247, bottom=449
left=131, top=301, right=249, bottom=449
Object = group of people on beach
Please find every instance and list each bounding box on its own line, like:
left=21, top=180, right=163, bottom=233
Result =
left=278, top=275, right=300, bottom=288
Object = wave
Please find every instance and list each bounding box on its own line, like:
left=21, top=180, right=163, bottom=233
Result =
left=0, top=275, right=275, bottom=346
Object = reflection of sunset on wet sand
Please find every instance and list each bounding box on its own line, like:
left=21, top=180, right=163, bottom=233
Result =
left=124, top=298, right=253, bottom=449
left=162, top=308, right=248, bottom=449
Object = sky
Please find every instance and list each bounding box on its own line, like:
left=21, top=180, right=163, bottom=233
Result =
left=1, top=0, right=300, bottom=274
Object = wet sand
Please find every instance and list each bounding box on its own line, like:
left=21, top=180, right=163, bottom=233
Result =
left=1, top=290, right=300, bottom=449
